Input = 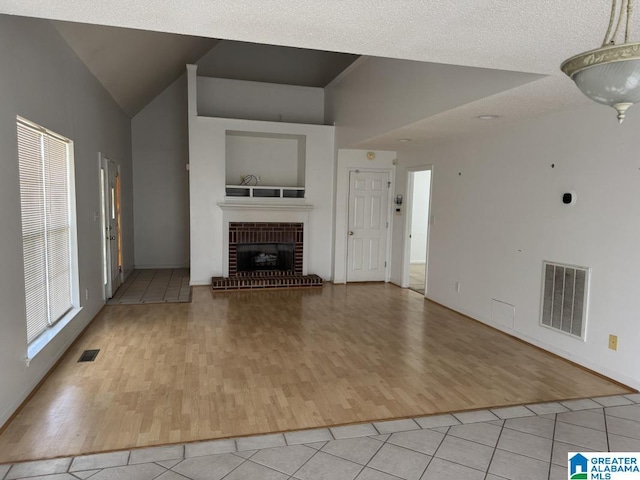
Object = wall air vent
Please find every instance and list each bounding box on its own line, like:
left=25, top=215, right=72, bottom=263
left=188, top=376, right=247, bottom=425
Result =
left=540, top=261, right=590, bottom=340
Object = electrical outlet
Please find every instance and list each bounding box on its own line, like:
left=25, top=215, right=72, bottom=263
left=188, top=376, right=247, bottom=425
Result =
left=609, top=334, right=618, bottom=351
left=455, top=282, right=461, bottom=293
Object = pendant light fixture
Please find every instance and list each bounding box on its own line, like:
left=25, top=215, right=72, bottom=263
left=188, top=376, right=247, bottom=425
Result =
left=561, top=0, right=640, bottom=123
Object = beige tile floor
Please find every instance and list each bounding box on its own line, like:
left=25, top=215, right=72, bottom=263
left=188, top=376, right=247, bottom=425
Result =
left=409, top=263, right=426, bottom=295
left=107, top=269, right=191, bottom=305
left=2, top=393, right=639, bottom=479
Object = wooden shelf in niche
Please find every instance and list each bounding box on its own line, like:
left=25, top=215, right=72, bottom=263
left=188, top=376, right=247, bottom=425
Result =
left=225, top=185, right=305, bottom=199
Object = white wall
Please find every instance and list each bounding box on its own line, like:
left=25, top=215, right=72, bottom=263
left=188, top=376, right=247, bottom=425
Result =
left=410, top=170, right=430, bottom=263
left=132, top=74, right=190, bottom=268
left=0, top=15, right=132, bottom=427
left=333, top=149, right=396, bottom=284
left=325, top=57, right=541, bottom=148
left=226, top=133, right=302, bottom=187
left=393, top=104, right=640, bottom=388
left=189, top=115, right=335, bottom=284
left=198, top=77, right=324, bottom=124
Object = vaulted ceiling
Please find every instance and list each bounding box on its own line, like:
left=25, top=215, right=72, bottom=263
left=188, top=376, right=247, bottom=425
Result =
left=51, top=21, right=358, bottom=117
left=2, top=1, right=635, bottom=144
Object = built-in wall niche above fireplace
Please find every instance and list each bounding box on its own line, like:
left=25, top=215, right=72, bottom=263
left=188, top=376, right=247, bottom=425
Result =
left=225, top=130, right=306, bottom=199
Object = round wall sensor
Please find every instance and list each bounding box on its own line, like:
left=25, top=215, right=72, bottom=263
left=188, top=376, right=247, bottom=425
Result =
left=562, top=191, right=577, bottom=205
left=366, top=151, right=376, bottom=160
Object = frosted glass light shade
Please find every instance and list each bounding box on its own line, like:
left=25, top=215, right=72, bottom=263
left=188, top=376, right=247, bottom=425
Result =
left=562, top=43, right=640, bottom=123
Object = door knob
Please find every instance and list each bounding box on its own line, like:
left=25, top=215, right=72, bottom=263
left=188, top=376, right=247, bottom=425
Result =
left=348, top=231, right=354, bottom=236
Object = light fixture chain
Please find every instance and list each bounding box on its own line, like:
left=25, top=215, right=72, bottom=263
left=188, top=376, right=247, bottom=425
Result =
left=612, top=0, right=627, bottom=44
left=603, top=0, right=618, bottom=45
left=626, top=0, right=634, bottom=42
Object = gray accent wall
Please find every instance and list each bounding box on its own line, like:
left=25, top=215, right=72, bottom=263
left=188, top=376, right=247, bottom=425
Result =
left=132, top=74, right=190, bottom=268
left=0, top=15, right=133, bottom=427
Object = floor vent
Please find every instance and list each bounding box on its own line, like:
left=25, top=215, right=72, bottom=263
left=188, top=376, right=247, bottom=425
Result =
left=78, top=349, right=100, bottom=362
left=540, top=261, right=589, bottom=340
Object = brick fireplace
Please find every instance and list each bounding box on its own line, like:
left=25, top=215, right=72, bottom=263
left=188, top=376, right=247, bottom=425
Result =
left=228, top=222, right=303, bottom=276
left=212, top=205, right=322, bottom=290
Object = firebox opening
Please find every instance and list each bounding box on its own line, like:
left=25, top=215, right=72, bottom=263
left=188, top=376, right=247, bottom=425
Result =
left=237, top=243, right=295, bottom=273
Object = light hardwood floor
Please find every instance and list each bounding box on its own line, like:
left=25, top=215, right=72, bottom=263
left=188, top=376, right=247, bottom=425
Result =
left=0, top=283, right=630, bottom=463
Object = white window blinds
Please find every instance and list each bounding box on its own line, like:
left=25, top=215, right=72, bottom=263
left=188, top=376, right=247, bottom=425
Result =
left=17, top=119, right=74, bottom=344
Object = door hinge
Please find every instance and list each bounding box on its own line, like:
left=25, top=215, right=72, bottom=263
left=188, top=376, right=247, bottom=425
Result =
left=386, top=221, right=389, bottom=228
left=387, top=181, right=391, bottom=188
left=384, top=261, right=387, bottom=267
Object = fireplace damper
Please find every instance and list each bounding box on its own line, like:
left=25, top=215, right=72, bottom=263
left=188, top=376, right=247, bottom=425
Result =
left=237, top=243, right=294, bottom=272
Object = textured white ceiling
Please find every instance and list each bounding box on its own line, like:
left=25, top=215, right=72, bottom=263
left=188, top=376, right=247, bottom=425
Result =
left=2, top=0, right=634, bottom=142
left=0, top=0, right=625, bottom=74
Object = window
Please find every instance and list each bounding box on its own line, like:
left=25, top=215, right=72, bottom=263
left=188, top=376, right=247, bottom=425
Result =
left=17, top=117, right=78, bottom=345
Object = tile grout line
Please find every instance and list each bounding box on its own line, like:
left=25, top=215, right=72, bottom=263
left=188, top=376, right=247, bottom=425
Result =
left=309, top=437, right=386, bottom=468
left=360, top=432, right=388, bottom=474
left=109, top=270, right=135, bottom=302
left=599, top=429, right=640, bottom=443
left=249, top=444, right=320, bottom=477
left=359, top=464, right=406, bottom=479
left=218, top=454, right=248, bottom=480
left=417, top=423, right=449, bottom=479
left=604, top=408, right=611, bottom=452
left=491, top=446, right=555, bottom=467
left=387, top=425, right=491, bottom=476
left=552, top=404, right=640, bottom=447
left=547, top=413, right=558, bottom=480
left=151, top=464, right=170, bottom=480
left=373, top=432, right=489, bottom=476
left=287, top=445, right=323, bottom=480
left=483, top=419, right=505, bottom=479
left=138, top=269, right=158, bottom=303
left=162, top=269, right=178, bottom=302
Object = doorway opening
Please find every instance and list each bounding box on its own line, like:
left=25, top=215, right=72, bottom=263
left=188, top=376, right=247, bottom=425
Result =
left=404, top=168, right=432, bottom=295
left=100, top=156, right=123, bottom=299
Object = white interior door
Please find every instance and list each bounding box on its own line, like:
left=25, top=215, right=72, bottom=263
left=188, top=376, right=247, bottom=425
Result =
left=347, top=170, right=390, bottom=282
left=102, top=158, right=122, bottom=298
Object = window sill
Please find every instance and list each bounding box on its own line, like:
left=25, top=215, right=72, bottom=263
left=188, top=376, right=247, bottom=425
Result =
left=27, top=307, right=83, bottom=363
